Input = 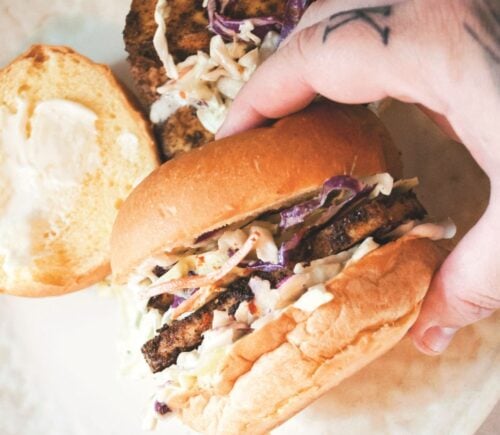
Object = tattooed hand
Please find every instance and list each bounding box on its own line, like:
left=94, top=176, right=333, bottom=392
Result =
left=217, top=0, right=500, bottom=356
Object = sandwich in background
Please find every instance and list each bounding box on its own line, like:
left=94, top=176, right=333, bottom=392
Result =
left=124, top=0, right=309, bottom=159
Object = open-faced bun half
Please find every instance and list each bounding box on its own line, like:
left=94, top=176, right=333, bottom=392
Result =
left=0, top=45, right=158, bottom=297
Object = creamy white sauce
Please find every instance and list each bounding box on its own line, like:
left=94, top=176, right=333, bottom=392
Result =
left=0, top=98, right=100, bottom=277
left=293, top=284, right=334, bottom=313
left=347, top=237, right=380, bottom=264
left=407, top=219, right=457, bottom=240
left=153, top=0, right=178, bottom=79
left=150, top=92, right=188, bottom=124
left=196, top=95, right=228, bottom=134
left=238, top=20, right=261, bottom=44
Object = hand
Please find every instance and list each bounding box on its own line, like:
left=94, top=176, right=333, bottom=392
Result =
left=217, top=0, right=500, bottom=355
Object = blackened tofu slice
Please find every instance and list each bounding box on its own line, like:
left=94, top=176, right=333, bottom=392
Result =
left=156, top=106, right=214, bottom=160
left=147, top=293, right=175, bottom=314
left=300, top=190, right=426, bottom=261
left=142, top=278, right=253, bottom=373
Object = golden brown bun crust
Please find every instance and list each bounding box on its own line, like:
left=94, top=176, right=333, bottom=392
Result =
left=166, top=236, right=446, bottom=434
left=111, top=102, right=391, bottom=282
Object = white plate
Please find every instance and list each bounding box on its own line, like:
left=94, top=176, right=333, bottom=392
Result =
left=0, top=1, right=499, bottom=434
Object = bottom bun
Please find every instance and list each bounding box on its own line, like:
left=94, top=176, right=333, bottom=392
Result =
left=166, top=237, right=446, bottom=434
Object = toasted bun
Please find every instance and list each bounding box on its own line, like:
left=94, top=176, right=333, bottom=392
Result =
left=111, top=101, right=392, bottom=282
left=0, top=45, right=159, bottom=297
left=165, top=236, right=446, bottom=434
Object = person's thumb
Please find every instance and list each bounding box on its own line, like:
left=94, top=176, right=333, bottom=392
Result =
left=410, top=196, right=500, bottom=355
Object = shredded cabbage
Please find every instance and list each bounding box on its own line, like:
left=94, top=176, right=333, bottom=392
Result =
left=217, top=229, right=247, bottom=254
left=207, top=0, right=283, bottom=42
left=122, top=174, right=454, bottom=409
left=364, top=173, right=394, bottom=197
left=252, top=225, right=279, bottom=263
left=281, top=0, right=312, bottom=40
left=249, top=276, right=279, bottom=315
left=153, top=0, right=177, bottom=79
left=234, top=301, right=256, bottom=324
left=150, top=1, right=282, bottom=134
left=153, top=31, right=274, bottom=133
left=279, top=175, right=364, bottom=229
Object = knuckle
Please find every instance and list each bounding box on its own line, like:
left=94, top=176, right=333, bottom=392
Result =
left=286, top=25, right=317, bottom=65
left=452, top=287, right=500, bottom=324
left=280, top=24, right=321, bottom=86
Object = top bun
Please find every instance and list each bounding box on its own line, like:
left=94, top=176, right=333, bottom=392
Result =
left=111, top=101, right=392, bottom=282
left=0, top=45, right=159, bottom=297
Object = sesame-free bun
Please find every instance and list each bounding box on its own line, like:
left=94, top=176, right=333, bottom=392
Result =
left=111, top=101, right=391, bottom=282
left=0, top=45, right=159, bottom=297
left=109, top=100, right=446, bottom=434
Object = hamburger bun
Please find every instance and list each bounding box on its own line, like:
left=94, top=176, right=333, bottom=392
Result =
left=110, top=101, right=445, bottom=434
left=0, top=45, right=159, bottom=297
left=111, top=101, right=391, bottom=282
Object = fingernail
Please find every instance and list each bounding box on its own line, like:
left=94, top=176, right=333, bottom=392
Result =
left=421, top=326, right=457, bottom=354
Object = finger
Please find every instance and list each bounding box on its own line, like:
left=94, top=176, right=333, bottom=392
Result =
left=216, top=55, right=316, bottom=138
left=410, top=196, right=500, bottom=355
left=217, top=1, right=455, bottom=138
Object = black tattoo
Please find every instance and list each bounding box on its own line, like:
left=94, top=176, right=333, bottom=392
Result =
left=464, top=0, right=500, bottom=64
left=323, top=6, right=392, bottom=45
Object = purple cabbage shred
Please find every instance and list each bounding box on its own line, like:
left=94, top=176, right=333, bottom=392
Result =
left=281, top=0, right=311, bottom=41
left=154, top=401, right=171, bottom=415
left=278, top=229, right=307, bottom=265
left=172, top=287, right=199, bottom=308
left=278, top=176, right=373, bottom=265
left=206, top=0, right=310, bottom=42
left=211, top=13, right=283, bottom=40
left=195, top=227, right=224, bottom=244
left=279, top=175, right=364, bottom=229
left=241, top=260, right=286, bottom=272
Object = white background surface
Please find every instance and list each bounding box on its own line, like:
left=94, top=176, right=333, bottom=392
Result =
left=0, top=1, right=499, bottom=434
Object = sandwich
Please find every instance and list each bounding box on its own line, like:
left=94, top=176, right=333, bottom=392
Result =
left=124, top=0, right=310, bottom=159
left=110, top=101, right=452, bottom=433
left=0, top=45, right=159, bottom=297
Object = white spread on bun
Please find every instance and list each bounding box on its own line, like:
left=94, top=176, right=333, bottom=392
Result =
left=110, top=102, right=451, bottom=433
left=0, top=98, right=100, bottom=275
left=0, top=45, right=159, bottom=297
